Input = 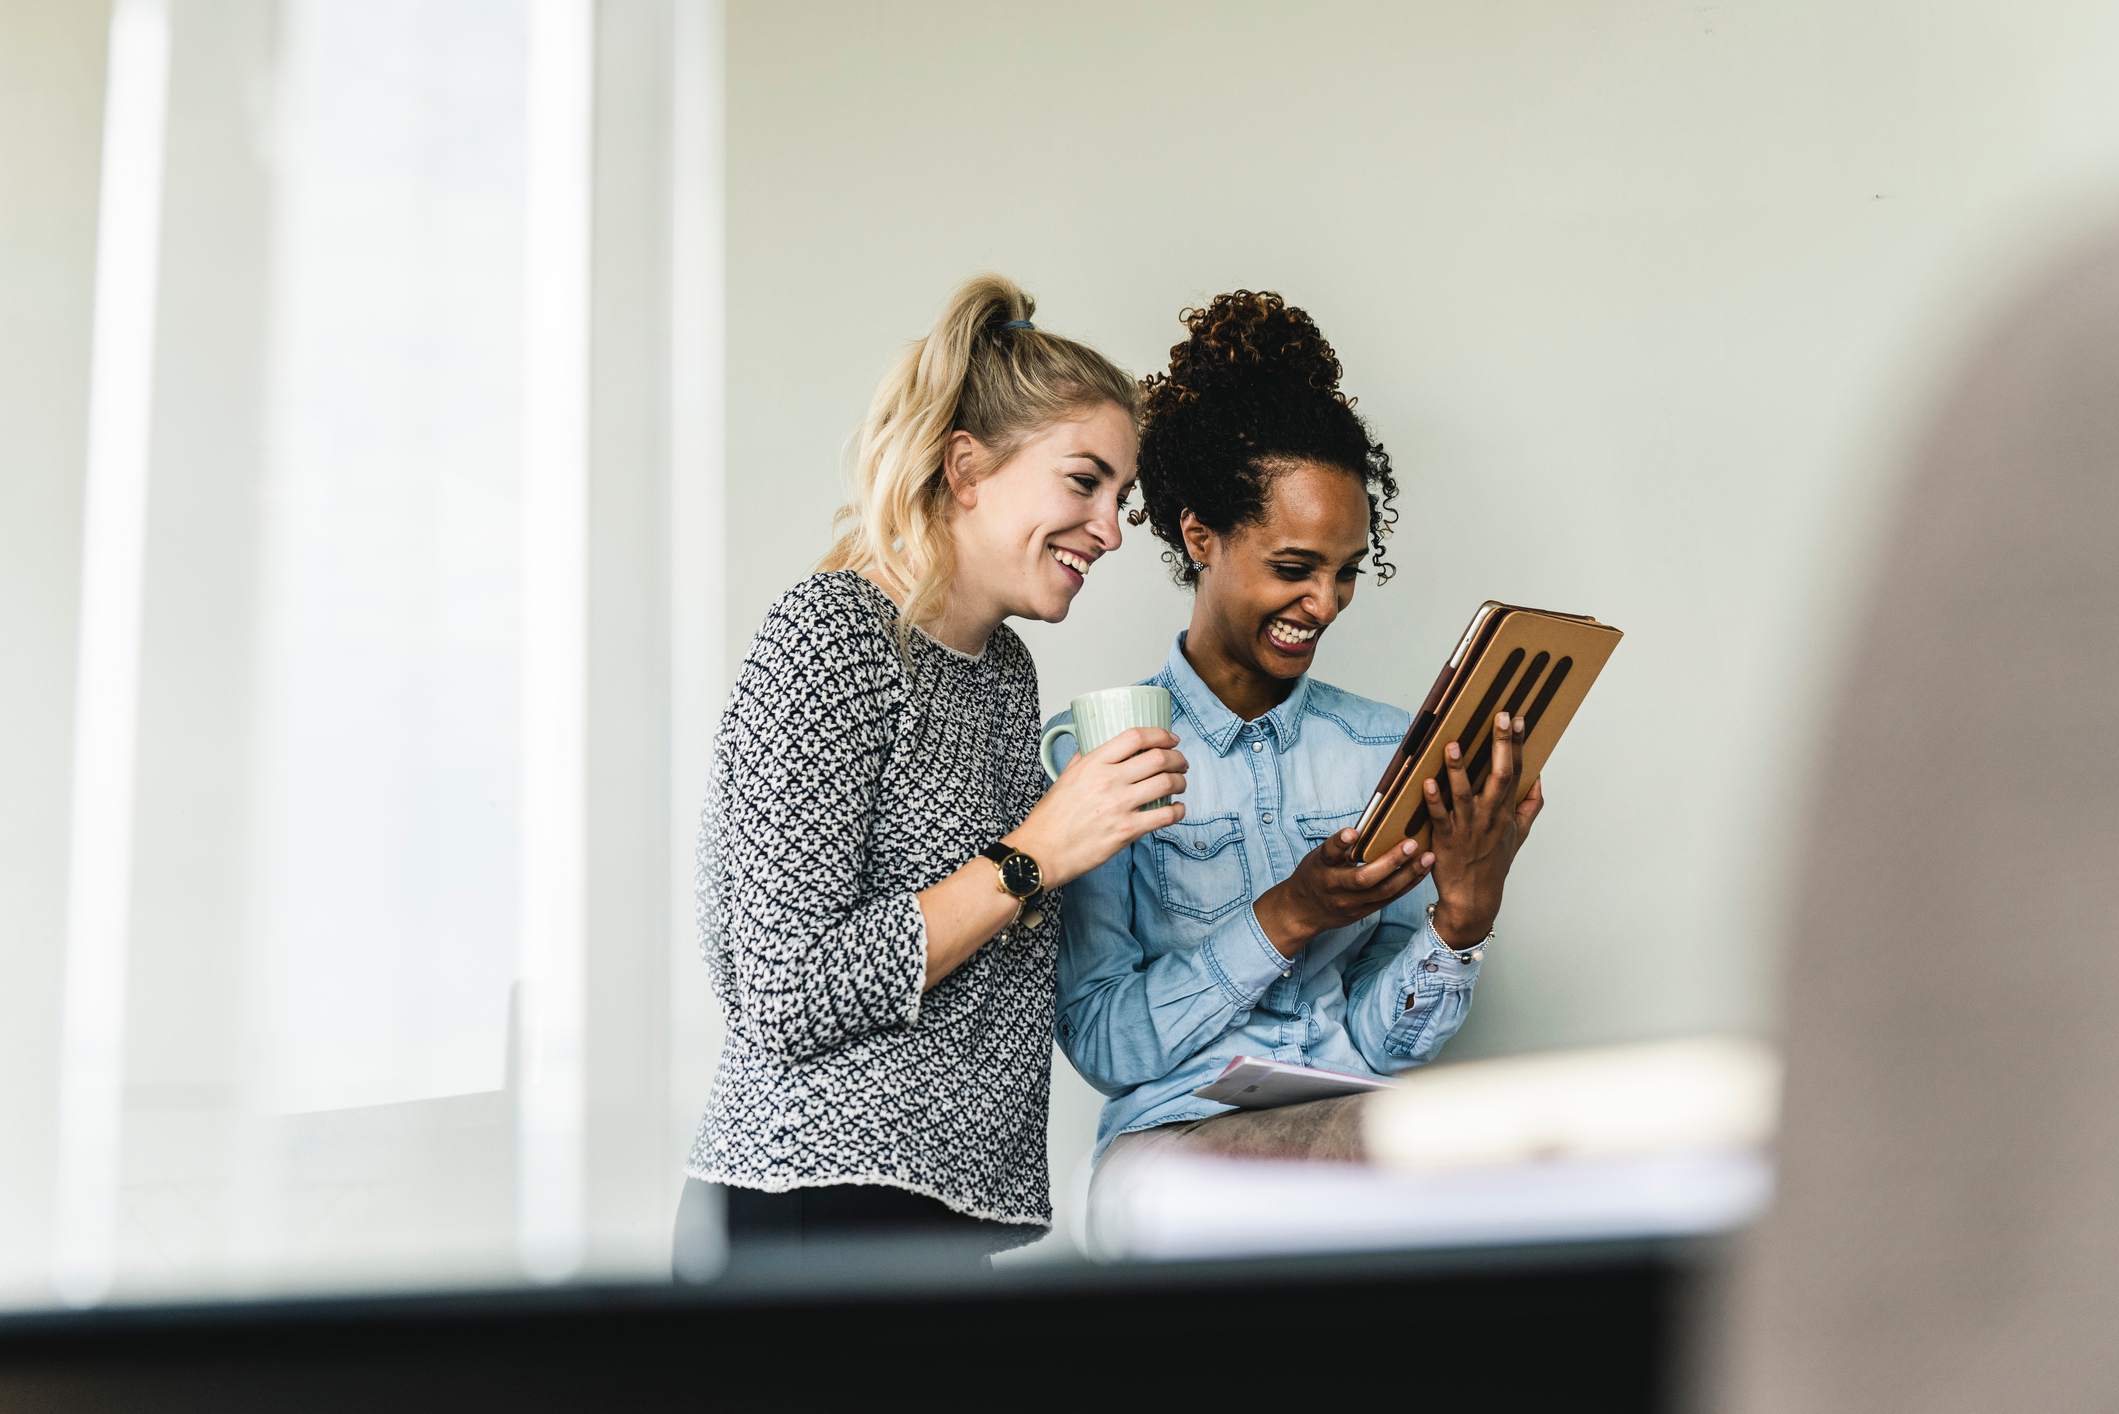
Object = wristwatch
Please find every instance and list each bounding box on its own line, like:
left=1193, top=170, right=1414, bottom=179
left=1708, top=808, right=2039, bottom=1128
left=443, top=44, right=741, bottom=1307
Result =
left=979, top=841, right=1045, bottom=928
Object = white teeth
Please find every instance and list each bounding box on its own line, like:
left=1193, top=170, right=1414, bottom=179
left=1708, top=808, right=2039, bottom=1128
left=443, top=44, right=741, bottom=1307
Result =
left=1267, top=619, right=1319, bottom=647
left=1051, top=547, right=1090, bottom=575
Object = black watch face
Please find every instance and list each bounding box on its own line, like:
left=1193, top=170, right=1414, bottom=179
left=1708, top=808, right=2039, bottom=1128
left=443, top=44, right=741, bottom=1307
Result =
left=1000, top=852, right=1042, bottom=897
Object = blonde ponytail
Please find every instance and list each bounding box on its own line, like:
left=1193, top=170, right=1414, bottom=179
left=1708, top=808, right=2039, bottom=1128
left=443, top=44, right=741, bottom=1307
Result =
left=819, top=274, right=1139, bottom=645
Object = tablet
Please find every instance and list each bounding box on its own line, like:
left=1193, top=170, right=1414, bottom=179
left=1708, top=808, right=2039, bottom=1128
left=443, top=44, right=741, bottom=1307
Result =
left=1352, top=602, right=1622, bottom=864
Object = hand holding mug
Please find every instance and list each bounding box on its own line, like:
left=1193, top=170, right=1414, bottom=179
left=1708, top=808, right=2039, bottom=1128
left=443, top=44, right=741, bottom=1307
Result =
left=1012, top=727, right=1186, bottom=889
left=1013, top=686, right=1186, bottom=887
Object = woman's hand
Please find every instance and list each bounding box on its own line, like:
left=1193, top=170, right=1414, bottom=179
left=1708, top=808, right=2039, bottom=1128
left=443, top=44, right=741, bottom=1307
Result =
left=1254, top=832, right=1435, bottom=959
left=1011, top=728, right=1186, bottom=889
left=1423, top=710, right=1545, bottom=947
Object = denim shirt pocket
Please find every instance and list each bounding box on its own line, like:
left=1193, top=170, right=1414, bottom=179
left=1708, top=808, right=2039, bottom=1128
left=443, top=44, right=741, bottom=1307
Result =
left=1149, top=813, right=1251, bottom=922
left=1294, top=807, right=1368, bottom=850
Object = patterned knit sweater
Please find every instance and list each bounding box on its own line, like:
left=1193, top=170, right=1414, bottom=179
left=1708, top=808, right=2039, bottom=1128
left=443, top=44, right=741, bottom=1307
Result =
left=686, top=571, right=1058, bottom=1238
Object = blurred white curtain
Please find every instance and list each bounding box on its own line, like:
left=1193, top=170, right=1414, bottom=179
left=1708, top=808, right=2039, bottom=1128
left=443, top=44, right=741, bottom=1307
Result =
left=251, top=0, right=526, bottom=1116
left=9, top=0, right=710, bottom=1307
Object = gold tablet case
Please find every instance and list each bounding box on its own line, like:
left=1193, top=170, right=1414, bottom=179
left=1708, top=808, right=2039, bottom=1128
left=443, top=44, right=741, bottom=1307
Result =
left=1352, top=602, right=1622, bottom=865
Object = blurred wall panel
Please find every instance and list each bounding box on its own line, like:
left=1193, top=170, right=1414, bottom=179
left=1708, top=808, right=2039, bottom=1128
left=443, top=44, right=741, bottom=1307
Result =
left=0, top=0, right=114, bottom=1311
left=586, top=0, right=680, bottom=1271
left=235, top=0, right=529, bottom=1289
left=663, top=0, right=727, bottom=1264
left=249, top=0, right=527, bottom=1118
left=4, top=0, right=698, bottom=1304
left=117, top=0, right=275, bottom=1292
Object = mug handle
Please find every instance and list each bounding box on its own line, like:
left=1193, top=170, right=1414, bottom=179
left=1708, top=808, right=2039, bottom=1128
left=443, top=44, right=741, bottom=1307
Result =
left=1038, top=720, right=1076, bottom=782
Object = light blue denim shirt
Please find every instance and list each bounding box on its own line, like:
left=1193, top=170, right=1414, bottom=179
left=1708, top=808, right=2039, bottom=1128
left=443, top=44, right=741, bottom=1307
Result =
left=1050, top=632, right=1485, bottom=1161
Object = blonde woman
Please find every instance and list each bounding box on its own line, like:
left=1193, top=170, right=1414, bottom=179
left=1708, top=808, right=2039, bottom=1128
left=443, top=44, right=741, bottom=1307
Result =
left=674, top=276, right=1187, bottom=1268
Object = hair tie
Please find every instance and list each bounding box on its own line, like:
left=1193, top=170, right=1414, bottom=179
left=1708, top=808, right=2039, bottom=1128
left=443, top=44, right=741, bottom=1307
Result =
left=1002, top=318, right=1035, bottom=331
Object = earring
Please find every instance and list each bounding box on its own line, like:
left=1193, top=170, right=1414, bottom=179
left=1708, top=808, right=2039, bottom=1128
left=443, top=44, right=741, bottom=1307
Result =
left=1188, top=559, right=1206, bottom=574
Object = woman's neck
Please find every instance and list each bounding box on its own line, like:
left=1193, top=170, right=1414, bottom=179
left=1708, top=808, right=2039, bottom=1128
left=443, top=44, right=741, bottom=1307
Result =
left=1183, top=606, right=1297, bottom=722
left=924, top=595, right=1003, bottom=656
left=861, top=569, right=1001, bottom=656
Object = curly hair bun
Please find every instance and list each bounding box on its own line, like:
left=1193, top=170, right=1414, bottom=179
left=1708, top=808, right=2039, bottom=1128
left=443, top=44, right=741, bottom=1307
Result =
left=1163, top=290, right=1349, bottom=403
left=1135, top=288, right=1399, bottom=587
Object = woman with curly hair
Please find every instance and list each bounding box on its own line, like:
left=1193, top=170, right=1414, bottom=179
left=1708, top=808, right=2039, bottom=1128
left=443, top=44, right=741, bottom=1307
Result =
left=1050, top=291, right=1544, bottom=1195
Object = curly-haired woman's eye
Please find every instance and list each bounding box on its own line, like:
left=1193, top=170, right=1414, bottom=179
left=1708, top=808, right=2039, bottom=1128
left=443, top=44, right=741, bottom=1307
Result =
left=1338, top=567, right=1368, bottom=582
left=1271, top=563, right=1310, bottom=581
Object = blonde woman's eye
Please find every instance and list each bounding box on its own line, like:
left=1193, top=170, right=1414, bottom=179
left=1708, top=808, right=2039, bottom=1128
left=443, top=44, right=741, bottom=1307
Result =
left=1071, top=475, right=1098, bottom=495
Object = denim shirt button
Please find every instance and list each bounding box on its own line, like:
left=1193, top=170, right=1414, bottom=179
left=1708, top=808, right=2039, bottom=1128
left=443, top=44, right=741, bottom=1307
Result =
left=1422, top=960, right=1441, bottom=973
left=1261, top=811, right=1276, bottom=825
left=1251, top=740, right=1265, bottom=753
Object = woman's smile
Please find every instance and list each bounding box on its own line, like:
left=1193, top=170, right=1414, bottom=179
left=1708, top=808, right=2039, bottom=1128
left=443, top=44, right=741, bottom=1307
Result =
left=1049, top=543, right=1097, bottom=589
left=1263, top=615, right=1322, bottom=656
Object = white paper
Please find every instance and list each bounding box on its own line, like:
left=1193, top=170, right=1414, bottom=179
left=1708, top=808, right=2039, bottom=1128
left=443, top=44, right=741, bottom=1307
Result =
left=1191, top=1056, right=1394, bottom=1110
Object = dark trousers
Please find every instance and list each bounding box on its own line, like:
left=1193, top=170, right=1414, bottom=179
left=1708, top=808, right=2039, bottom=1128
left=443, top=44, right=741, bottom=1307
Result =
left=673, top=1178, right=1017, bottom=1279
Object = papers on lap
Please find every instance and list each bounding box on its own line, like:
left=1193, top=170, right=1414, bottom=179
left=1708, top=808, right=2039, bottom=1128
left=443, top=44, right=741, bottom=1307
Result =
left=1192, top=1056, right=1393, bottom=1110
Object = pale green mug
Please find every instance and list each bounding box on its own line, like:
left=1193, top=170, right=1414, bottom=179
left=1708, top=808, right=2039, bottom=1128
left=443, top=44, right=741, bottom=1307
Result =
left=1039, top=685, right=1176, bottom=807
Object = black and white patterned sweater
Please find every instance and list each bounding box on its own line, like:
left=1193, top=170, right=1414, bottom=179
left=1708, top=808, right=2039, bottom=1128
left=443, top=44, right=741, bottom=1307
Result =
left=687, top=571, right=1059, bottom=1238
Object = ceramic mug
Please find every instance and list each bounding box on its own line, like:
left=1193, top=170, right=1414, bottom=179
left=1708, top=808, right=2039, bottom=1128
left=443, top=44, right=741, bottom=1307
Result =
left=1038, top=685, right=1176, bottom=808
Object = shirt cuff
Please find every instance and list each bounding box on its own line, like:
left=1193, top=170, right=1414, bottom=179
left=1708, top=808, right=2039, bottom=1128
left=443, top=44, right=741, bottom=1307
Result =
left=1202, top=903, right=1291, bottom=1008
left=1409, top=917, right=1485, bottom=988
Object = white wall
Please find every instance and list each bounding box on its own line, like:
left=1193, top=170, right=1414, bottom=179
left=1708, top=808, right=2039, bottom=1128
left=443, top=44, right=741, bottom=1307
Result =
left=721, top=0, right=2119, bottom=1255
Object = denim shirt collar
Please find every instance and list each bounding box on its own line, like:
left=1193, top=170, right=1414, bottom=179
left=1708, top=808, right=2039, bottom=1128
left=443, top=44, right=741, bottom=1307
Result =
left=1157, top=631, right=1313, bottom=757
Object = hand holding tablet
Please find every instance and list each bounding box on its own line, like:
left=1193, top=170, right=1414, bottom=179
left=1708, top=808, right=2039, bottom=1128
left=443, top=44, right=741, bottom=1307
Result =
left=1353, top=602, right=1621, bottom=866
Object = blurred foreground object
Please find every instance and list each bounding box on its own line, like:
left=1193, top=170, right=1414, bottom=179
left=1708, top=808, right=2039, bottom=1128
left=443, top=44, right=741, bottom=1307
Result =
left=1720, top=226, right=2119, bottom=1411
left=1362, top=1037, right=1778, bottom=1169
left=1091, top=1037, right=1776, bottom=1261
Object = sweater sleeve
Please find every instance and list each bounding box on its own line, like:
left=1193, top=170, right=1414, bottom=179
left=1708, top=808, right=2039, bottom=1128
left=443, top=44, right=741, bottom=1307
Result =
left=701, top=585, right=927, bottom=1062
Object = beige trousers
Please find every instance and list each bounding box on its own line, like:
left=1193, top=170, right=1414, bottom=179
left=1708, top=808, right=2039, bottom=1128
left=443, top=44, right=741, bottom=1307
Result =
left=1087, top=1093, right=1375, bottom=1245
left=1104, top=1093, right=1372, bottom=1165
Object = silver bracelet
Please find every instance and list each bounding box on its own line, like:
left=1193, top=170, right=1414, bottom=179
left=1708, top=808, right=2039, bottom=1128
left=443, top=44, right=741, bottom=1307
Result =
left=1427, top=901, right=1493, bottom=960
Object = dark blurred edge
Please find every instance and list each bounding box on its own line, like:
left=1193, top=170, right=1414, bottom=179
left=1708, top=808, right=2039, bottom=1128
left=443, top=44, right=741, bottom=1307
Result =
left=0, top=1237, right=1713, bottom=1410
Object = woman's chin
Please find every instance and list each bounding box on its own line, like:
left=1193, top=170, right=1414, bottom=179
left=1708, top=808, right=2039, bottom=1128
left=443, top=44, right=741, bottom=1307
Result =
left=1256, top=628, right=1319, bottom=675
left=1240, top=649, right=1308, bottom=682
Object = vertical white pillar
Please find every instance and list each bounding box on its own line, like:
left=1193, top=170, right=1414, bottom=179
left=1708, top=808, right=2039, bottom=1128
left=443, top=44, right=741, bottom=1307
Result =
left=667, top=0, right=727, bottom=1274
left=518, top=0, right=596, bottom=1284
left=52, top=0, right=172, bottom=1310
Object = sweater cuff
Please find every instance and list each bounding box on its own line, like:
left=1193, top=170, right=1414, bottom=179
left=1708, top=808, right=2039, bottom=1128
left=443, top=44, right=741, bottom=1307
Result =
left=890, top=889, right=928, bottom=1028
